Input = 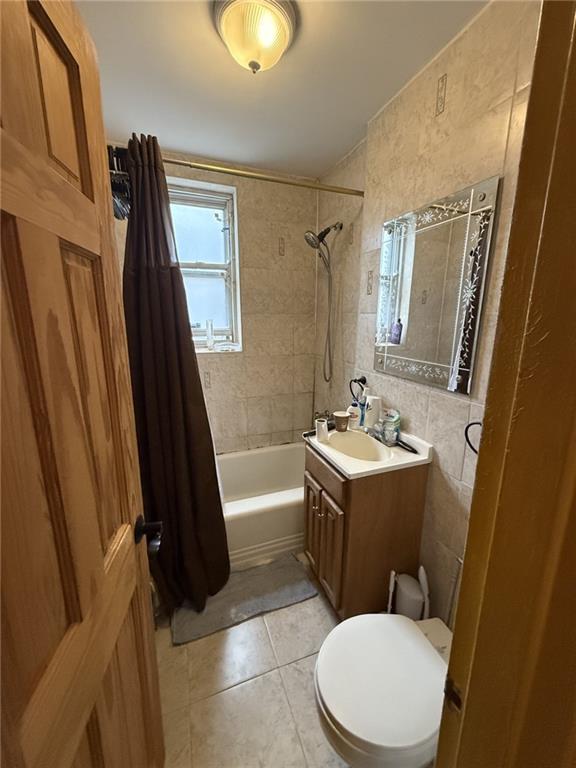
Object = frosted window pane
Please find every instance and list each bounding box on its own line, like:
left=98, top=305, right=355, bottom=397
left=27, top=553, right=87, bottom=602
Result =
left=171, top=203, right=227, bottom=264
left=181, top=270, right=229, bottom=330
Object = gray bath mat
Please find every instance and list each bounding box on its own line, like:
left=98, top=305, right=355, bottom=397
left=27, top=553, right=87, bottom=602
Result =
left=171, top=554, right=317, bottom=644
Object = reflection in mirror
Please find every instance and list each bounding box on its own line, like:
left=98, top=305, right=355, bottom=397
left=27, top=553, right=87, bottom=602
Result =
left=374, top=177, right=500, bottom=393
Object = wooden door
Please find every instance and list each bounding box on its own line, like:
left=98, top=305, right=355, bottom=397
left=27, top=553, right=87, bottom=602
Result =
left=1, top=2, right=164, bottom=767
left=436, top=2, right=576, bottom=767
left=304, top=471, right=322, bottom=575
left=318, top=492, right=345, bottom=611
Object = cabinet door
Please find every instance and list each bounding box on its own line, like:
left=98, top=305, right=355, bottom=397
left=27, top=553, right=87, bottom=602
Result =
left=319, top=492, right=345, bottom=610
left=304, top=471, right=322, bottom=575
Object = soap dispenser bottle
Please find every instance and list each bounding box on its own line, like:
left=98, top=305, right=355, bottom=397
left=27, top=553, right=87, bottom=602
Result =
left=347, top=400, right=361, bottom=430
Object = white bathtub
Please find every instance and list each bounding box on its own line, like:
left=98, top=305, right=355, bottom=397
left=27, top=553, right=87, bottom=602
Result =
left=217, top=442, right=305, bottom=570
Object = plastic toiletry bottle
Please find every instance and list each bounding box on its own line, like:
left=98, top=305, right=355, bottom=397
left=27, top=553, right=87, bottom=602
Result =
left=347, top=400, right=361, bottom=430
left=358, top=386, right=370, bottom=427
left=390, top=318, right=403, bottom=345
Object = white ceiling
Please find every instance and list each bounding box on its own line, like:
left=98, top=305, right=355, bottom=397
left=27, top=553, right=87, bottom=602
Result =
left=79, top=0, right=485, bottom=178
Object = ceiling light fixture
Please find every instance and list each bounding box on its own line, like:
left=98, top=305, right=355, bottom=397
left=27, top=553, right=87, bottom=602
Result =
left=215, top=0, right=296, bottom=74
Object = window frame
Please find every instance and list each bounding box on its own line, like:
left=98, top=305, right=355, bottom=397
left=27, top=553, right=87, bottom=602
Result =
left=168, top=178, right=242, bottom=352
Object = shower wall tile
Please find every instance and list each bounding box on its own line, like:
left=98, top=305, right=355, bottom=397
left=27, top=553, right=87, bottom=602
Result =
left=246, top=397, right=272, bottom=435
left=243, top=315, right=293, bottom=357
left=215, top=435, right=248, bottom=454
left=244, top=356, right=294, bottom=398
left=355, top=313, right=376, bottom=372
left=270, top=431, right=293, bottom=446
left=292, top=268, right=316, bottom=315
left=293, top=354, right=315, bottom=394
left=293, top=393, right=314, bottom=431
left=241, top=268, right=293, bottom=315
left=270, top=395, right=294, bottom=432
left=293, top=314, right=316, bottom=355
left=247, top=434, right=272, bottom=450
left=316, top=1, right=539, bottom=623
left=358, top=249, right=381, bottom=315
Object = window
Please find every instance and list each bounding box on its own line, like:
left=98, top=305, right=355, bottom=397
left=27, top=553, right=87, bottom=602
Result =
left=169, top=180, right=242, bottom=351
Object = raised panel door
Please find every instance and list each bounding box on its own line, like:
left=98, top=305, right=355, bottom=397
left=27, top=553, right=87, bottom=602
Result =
left=304, top=471, right=322, bottom=576
left=1, top=2, right=163, bottom=766
left=319, top=491, right=345, bottom=611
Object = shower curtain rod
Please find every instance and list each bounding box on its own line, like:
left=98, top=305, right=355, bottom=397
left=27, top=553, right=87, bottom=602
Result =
left=162, top=156, right=365, bottom=197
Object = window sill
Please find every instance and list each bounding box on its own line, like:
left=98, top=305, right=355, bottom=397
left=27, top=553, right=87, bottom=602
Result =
left=195, top=344, right=243, bottom=354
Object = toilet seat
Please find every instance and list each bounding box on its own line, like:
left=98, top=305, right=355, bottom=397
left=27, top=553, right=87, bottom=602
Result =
left=315, top=614, right=447, bottom=768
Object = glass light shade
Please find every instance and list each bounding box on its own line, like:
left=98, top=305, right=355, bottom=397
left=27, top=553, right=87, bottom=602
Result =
left=216, top=0, right=295, bottom=73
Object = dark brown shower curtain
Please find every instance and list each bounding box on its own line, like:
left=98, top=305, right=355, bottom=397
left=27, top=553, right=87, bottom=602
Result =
left=123, top=134, right=229, bottom=613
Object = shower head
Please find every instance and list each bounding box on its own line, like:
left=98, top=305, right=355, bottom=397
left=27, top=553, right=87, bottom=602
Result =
left=304, top=230, right=321, bottom=250
left=304, top=221, right=343, bottom=250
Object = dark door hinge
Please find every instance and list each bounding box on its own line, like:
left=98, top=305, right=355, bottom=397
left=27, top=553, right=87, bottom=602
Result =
left=444, top=675, right=463, bottom=712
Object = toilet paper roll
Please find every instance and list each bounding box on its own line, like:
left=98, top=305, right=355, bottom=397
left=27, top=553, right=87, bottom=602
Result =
left=315, top=418, right=329, bottom=443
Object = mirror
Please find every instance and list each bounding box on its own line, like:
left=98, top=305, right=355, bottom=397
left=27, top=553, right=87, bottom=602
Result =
left=374, top=176, right=500, bottom=394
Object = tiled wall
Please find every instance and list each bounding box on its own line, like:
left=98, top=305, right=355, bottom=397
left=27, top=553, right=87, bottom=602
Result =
left=115, top=155, right=317, bottom=453
left=315, top=1, right=540, bottom=622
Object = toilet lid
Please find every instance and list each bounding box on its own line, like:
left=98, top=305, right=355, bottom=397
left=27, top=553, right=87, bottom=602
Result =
left=316, top=614, right=447, bottom=755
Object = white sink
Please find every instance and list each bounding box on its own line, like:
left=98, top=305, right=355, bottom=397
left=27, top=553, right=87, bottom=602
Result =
left=307, top=429, right=433, bottom=479
left=327, top=430, right=393, bottom=462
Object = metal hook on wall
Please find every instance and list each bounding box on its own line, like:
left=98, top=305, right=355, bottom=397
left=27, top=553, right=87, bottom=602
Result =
left=464, top=421, right=482, bottom=455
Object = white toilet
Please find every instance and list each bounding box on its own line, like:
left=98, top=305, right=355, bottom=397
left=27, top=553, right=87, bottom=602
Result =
left=314, top=613, right=448, bottom=768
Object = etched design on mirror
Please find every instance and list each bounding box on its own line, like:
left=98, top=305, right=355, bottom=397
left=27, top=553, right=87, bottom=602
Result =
left=387, top=358, right=449, bottom=383
left=449, top=210, right=492, bottom=391
left=374, top=177, right=500, bottom=394
left=415, top=197, right=471, bottom=229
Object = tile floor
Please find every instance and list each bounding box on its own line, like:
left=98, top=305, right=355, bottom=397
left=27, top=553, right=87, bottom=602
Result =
left=157, top=593, right=345, bottom=768
left=156, top=552, right=453, bottom=768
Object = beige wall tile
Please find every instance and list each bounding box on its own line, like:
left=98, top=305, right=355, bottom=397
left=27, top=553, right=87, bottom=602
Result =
left=423, top=468, right=470, bottom=558
left=247, top=434, right=272, bottom=449
left=293, top=314, right=316, bottom=355
left=243, top=315, right=293, bottom=356
left=355, top=314, right=376, bottom=371
left=293, top=354, right=315, bottom=394
left=208, top=397, right=247, bottom=440
left=270, top=395, right=293, bottom=432
left=420, top=535, right=462, bottom=623
left=316, top=0, right=539, bottom=622
left=246, top=397, right=272, bottom=435
left=358, top=249, right=381, bottom=314
left=462, top=403, right=484, bottom=487
left=292, top=268, right=316, bottom=315
left=271, top=431, right=293, bottom=446
left=293, top=393, right=314, bottom=431
left=242, top=267, right=294, bottom=315
left=425, top=392, right=470, bottom=480
left=215, top=435, right=248, bottom=454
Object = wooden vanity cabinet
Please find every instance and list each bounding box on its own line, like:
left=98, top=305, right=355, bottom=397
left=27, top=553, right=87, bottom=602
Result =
left=304, top=444, right=428, bottom=619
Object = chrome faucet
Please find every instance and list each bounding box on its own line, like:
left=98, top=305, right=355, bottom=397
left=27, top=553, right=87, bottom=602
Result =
left=364, top=421, right=385, bottom=443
